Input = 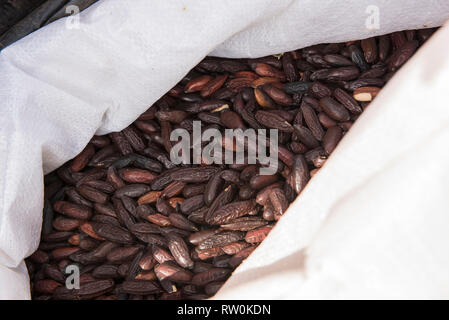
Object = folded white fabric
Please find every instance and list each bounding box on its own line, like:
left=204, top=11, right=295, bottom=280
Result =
left=0, top=0, right=448, bottom=299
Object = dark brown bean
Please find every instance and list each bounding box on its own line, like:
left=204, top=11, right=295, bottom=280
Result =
left=110, top=132, right=133, bottom=155
left=269, top=188, right=289, bottom=216
left=122, top=126, right=146, bottom=152
left=249, top=174, right=279, bottom=190
left=245, top=226, right=272, bottom=243
left=262, top=84, right=293, bottom=106
left=388, top=40, right=419, bottom=72
left=323, top=54, right=354, bottom=66
left=167, top=234, right=194, bottom=269
left=301, top=102, right=325, bottom=141
left=255, top=111, right=293, bottom=132
left=179, top=195, right=203, bottom=215
left=282, top=52, right=299, bottom=82
left=121, top=280, right=162, bottom=295
left=255, top=182, right=284, bottom=206
left=92, top=265, right=120, bottom=279
left=309, top=82, right=332, bottom=99
left=204, top=172, right=224, bottom=206
left=319, top=97, right=350, bottom=122
left=293, top=124, right=319, bottom=149
left=238, top=184, right=256, bottom=200
left=361, top=37, right=378, bottom=63
left=228, top=247, right=256, bottom=268
left=348, top=44, right=370, bottom=71
left=322, top=126, right=343, bottom=155
left=191, top=268, right=230, bottom=286
left=53, top=217, right=81, bottom=231
left=254, top=87, right=276, bottom=109
left=220, top=110, right=246, bottom=130
left=119, top=168, right=157, bottom=184
left=201, top=74, right=228, bottom=97
left=333, top=88, right=362, bottom=114
left=129, top=223, right=160, bottom=235
left=311, top=66, right=359, bottom=82
left=161, top=181, right=186, bottom=199
left=378, top=35, right=391, bottom=61
left=71, top=144, right=95, bottom=172
left=155, top=110, right=189, bottom=124
left=107, top=246, right=141, bottom=264
left=53, top=201, right=92, bottom=220
left=168, top=213, right=198, bottom=232
left=183, top=184, right=206, bottom=198
left=154, top=262, right=193, bottom=283
left=91, top=223, right=134, bottom=245
left=220, top=217, right=268, bottom=231
left=221, top=242, right=250, bottom=255
left=206, top=200, right=256, bottom=225
left=114, top=184, right=151, bottom=198
left=77, top=185, right=109, bottom=204
left=197, top=231, right=245, bottom=250
left=289, top=155, right=310, bottom=194
left=251, top=63, right=285, bottom=80
left=170, top=167, right=220, bottom=183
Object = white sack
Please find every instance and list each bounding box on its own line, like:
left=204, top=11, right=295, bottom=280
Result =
left=215, top=24, right=449, bottom=299
left=0, top=0, right=448, bottom=300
